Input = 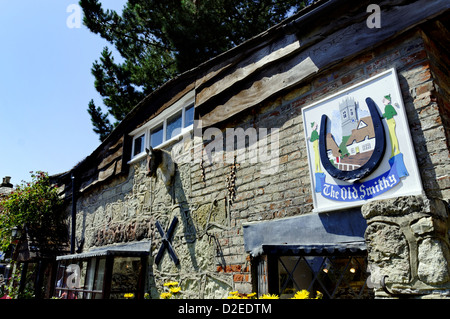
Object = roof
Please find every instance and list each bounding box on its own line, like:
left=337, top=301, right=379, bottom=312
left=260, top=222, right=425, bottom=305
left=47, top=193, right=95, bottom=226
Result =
left=53, top=0, right=450, bottom=196
left=261, top=242, right=367, bottom=256
left=243, top=209, right=367, bottom=257
left=56, top=240, right=151, bottom=261
left=326, top=133, right=340, bottom=157
left=346, top=116, right=375, bottom=146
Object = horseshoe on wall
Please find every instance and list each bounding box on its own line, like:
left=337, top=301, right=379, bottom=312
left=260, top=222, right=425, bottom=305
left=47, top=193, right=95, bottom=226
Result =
left=319, top=97, right=386, bottom=181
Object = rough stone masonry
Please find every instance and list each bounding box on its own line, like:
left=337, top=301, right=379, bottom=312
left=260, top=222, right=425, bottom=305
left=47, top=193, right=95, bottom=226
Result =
left=363, top=195, right=450, bottom=298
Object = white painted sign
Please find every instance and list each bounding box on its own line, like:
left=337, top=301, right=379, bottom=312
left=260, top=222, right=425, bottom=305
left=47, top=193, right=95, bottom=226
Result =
left=302, top=68, right=423, bottom=212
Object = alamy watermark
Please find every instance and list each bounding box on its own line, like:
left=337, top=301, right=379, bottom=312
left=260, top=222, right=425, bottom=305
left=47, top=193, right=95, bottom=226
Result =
left=366, top=4, right=381, bottom=29
left=167, top=120, right=281, bottom=175
left=66, top=264, right=81, bottom=289
left=67, top=3, right=382, bottom=30
left=66, top=4, right=82, bottom=29
left=193, top=121, right=280, bottom=175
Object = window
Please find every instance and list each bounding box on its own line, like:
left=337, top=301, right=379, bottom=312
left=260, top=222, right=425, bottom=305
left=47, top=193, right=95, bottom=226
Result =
left=184, top=104, right=194, bottom=127
left=256, top=253, right=373, bottom=299
left=150, top=124, right=164, bottom=148
left=166, top=111, right=182, bottom=140
left=54, top=242, right=150, bottom=299
left=54, top=258, right=106, bottom=299
left=54, top=255, right=147, bottom=299
left=128, top=91, right=195, bottom=162
left=110, top=257, right=142, bottom=299
left=133, top=134, right=145, bottom=157
left=342, top=110, right=347, bottom=119
left=362, top=143, right=371, bottom=151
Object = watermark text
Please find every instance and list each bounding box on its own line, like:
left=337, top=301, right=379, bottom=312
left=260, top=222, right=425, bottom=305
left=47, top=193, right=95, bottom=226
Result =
left=192, top=121, right=280, bottom=175
left=66, top=4, right=82, bottom=29
left=366, top=4, right=381, bottom=29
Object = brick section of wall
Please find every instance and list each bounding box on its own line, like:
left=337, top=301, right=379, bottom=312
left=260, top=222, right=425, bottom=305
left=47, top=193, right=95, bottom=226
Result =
left=420, top=29, right=450, bottom=200
left=197, top=29, right=450, bottom=293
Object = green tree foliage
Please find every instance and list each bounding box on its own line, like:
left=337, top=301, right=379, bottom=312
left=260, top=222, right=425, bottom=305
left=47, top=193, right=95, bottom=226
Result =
left=0, top=172, right=66, bottom=252
left=80, top=0, right=308, bottom=141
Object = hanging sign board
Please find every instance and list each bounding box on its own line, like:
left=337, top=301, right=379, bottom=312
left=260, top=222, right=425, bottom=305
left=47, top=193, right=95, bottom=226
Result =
left=302, top=68, right=423, bottom=213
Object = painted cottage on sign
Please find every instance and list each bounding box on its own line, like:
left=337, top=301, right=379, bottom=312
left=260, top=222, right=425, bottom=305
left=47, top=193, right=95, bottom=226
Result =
left=346, top=117, right=376, bottom=156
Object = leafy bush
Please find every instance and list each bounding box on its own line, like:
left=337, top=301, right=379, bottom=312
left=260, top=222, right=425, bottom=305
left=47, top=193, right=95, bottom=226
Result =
left=0, top=171, right=66, bottom=251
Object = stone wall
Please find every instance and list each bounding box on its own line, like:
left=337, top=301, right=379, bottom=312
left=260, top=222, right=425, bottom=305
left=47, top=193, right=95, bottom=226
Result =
left=74, top=136, right=234, bottom=299
left=363, top=195, right=450, bottom=298
left=72, top=26, right=450, bottom=298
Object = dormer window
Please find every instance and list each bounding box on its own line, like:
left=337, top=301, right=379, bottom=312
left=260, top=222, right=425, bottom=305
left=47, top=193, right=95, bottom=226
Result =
left=129, top=91, right=195, bottom=163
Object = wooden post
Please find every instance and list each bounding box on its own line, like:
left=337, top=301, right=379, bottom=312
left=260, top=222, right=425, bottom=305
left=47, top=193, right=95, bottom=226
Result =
left=267, top=255, right=279, bottom=296
left=102, top=256, right=114, bottom=299
left=18, top=261, right=28, bottom=296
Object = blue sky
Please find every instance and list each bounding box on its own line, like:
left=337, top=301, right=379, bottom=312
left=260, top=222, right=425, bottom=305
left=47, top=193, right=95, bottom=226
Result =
left=0, top=1, right=127, bottom=186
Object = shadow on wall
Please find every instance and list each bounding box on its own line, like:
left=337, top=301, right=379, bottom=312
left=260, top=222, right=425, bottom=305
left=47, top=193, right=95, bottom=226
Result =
left=396, top=73, right=441, bottom=199
left=148, top=146, right=200, bottom=271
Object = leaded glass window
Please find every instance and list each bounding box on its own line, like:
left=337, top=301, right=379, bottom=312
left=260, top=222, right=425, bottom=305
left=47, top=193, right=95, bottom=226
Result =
left=256, top=254, right=373, bottom=299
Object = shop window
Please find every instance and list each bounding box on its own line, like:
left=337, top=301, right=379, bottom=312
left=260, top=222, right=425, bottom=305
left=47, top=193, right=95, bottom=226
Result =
left=110, top=257, right=142, bottom=299
left=54, top=255, right=146, bottom=299
left=256, top=254, right=373, bottom=299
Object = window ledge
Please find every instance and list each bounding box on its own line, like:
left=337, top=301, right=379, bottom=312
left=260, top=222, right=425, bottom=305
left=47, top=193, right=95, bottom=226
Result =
left=128, top=152, right=147, bottom=165
left=156, top=125, right=193, bottom=149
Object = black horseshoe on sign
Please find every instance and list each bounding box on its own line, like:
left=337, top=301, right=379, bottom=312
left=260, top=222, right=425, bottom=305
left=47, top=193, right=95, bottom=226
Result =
left=319, top=97, right=386, bottom=181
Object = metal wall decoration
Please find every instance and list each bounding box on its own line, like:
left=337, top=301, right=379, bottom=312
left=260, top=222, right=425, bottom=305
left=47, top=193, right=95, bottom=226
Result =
left=302, top=68, right=423, bottom=213
left=226, top=156, right=238, bottom=206
left=319, top=97, right=386, bottom=181
left=155, top=216, right=179, bottom=266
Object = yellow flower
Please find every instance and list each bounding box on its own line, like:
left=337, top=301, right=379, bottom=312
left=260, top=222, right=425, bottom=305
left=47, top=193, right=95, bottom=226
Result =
left=227, top=291, right=241, bottom=299
left=170, top=286, right=182, bottom=294
left=226, top=291, right=258, bottom=299
left=292, top=290, right=310, bottom=299
left=160, top=292, right=172, bottom=299
left=315, top=291, right=323, bottom=299
left=259, top=294, right=279, bottom=299
left=164, top=281, right=179, bottom=287
left=123, top=293, right=134, bottom=299
left=227, top=294, right=242, bottom=299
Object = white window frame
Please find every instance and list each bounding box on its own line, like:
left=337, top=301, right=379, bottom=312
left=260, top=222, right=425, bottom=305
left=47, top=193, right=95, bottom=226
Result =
left=128, top=90, right=195, bottom=164
left=131, top=133, right=146, bottom=158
